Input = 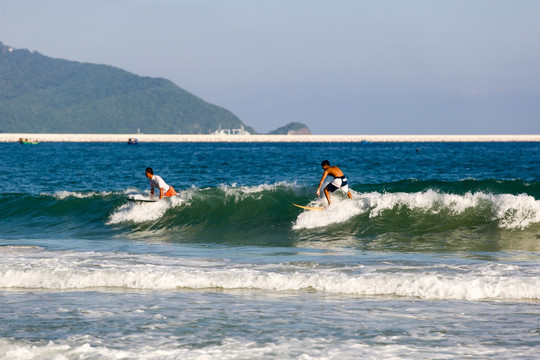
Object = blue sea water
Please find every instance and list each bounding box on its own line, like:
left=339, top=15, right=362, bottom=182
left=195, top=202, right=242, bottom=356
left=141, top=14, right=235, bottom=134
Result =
left=0, top=141, right=539, bottom=359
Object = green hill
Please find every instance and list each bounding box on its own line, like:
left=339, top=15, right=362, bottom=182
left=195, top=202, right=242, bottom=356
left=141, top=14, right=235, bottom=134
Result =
left=267, top=122, right=311, bottom=135
left=0, top=41, right=254, bottom=134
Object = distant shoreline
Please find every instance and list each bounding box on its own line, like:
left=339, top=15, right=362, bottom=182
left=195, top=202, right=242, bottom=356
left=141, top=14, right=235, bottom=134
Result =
left=2, top=133, right=539, bottom=143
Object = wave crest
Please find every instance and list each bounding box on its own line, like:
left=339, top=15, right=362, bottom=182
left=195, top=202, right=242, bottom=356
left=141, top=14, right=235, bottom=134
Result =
left=1, top=251, right=538, bottom=301
left=293, top=190, right=540, bottom=230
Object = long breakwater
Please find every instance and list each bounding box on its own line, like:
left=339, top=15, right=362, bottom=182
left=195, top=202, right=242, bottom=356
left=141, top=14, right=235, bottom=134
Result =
left=2, top=133, right=540, bottom=142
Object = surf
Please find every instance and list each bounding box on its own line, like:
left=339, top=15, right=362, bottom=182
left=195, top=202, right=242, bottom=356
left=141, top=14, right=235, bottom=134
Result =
left=1, top=247, right=539, bottom=301
left=293, top=189, right=540, bottom=230
left=1, top=180, right=539, bottom=252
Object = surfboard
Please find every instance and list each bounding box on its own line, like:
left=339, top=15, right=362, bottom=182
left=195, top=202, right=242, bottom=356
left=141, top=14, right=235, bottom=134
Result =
left=293, top=203, right=325, bottom=211
left=127, top=197, right=158, bottom=203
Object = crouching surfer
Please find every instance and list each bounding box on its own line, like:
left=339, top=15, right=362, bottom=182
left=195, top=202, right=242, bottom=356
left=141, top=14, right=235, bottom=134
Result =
left=145, top=167, right=177, bottom=199
left=316, top=160, right=353, bottom=206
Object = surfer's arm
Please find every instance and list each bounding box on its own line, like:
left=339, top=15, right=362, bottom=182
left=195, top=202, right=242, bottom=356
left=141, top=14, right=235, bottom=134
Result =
left=316, top=171, right=329, bottom=196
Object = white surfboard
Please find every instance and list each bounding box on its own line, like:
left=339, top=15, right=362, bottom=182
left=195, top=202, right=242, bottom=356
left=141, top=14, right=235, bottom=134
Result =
left=127, top=196, right=158, bottom=203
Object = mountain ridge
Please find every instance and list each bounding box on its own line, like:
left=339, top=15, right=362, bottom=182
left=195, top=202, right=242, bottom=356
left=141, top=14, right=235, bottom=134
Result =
left=0, top=41, right=253, bottom=134
left=0, top=41, right=311, bottom=135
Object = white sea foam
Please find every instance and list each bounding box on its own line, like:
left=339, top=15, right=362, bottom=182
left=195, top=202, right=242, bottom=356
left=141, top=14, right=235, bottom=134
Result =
left=1, top=334, right=538, bottom=360
left=293, top=191, right=540, bottom=230
left=1, top=251, right=538, bottom=301
left=42, top=188, right=141, bottom=200
left=293, top=196, right=363, bottom=229
left=106, top=191, right=189, bottom=224
left=44, top=190, right=115, bottom=199
left=219, top=181, right=303, bottom=201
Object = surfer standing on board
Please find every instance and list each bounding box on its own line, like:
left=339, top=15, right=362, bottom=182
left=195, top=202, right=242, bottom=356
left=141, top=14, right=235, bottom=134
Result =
left=316, top=160, right=353, bottom=205
left=145, top=168, right=177, bottom=199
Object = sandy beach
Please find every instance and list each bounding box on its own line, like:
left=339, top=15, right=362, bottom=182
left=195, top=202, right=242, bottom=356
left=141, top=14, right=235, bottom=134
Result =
left=1, top=133, right=540, bottom=143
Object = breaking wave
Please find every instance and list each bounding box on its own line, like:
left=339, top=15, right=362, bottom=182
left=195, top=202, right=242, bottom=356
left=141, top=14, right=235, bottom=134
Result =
left=1, top=248, right=538, bottom=301
left=1, top=180, right=539, bottom=250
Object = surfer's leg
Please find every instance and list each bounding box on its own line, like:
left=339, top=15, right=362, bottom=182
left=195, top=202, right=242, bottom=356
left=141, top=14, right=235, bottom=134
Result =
left=340, top=180, right=352, bottom=199
left=324, top=182, right=339, bottom=205
left=323, top=187, right=331, bottom=205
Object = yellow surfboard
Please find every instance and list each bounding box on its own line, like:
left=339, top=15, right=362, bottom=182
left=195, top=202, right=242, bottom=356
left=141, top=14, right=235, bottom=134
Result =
left=293, top=203, right=325, bottom=211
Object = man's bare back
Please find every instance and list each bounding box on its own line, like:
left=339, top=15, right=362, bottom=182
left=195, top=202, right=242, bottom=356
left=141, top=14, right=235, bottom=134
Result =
left=323, top=166, right=344, bottom=178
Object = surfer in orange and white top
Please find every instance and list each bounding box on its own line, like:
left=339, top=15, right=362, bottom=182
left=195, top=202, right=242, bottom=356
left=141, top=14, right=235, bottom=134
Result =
left=145, top=168, right=177, bottom=199
left=316, top=160, right=353, bottom=205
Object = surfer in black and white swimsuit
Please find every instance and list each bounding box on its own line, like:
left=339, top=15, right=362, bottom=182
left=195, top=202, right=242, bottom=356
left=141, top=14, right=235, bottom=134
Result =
left=316, top=160, right=353, bottom=205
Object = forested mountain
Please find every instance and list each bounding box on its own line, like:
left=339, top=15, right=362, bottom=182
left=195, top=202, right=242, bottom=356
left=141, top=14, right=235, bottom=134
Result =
left=0, top=41, right=254, bottom=134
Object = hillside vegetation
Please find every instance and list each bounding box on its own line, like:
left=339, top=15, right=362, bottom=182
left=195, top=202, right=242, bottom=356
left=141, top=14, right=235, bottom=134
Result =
left=0, top=41, right=254, bottom=134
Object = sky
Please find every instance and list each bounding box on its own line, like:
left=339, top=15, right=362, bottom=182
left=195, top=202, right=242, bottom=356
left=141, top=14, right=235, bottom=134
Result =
left=1, top=0, right=540, bottom=135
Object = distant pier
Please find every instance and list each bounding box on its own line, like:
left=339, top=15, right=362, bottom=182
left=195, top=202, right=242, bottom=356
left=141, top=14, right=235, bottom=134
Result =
left=1, top=133, right=539, bottom=143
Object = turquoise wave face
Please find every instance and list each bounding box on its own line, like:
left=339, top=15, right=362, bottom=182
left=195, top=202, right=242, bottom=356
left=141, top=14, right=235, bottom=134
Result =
left=2, top=180, right=539, bottom=253
left=1, top=142, right=539, bottom=254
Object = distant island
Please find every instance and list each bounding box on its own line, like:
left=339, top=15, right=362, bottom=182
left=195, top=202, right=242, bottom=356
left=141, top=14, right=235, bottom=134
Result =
left=0, top=41, right=310, bottom=135
left=267, top=122, right=311, bottom=135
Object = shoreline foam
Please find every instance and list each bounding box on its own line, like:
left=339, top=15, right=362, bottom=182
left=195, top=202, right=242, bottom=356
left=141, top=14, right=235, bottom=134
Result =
left=1, top=133, right=539, bottom=143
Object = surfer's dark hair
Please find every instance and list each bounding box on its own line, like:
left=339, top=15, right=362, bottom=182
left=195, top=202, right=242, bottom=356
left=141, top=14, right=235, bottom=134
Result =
left=321, top=160, right=330, bottom=167
left=145, top=167, right=153, bottom=175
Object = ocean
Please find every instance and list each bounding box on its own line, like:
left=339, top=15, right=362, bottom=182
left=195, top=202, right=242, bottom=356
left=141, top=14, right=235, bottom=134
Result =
left=0, top=141, right=539, bottom=359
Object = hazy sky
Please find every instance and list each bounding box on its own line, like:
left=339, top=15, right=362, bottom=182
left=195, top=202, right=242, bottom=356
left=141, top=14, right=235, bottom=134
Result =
left=1, top=0, right=539, bottom=134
